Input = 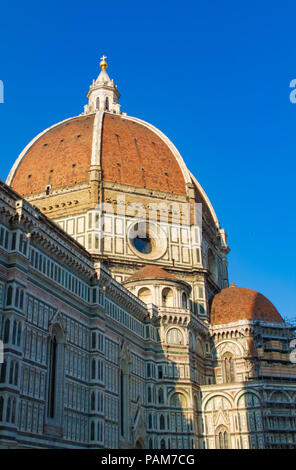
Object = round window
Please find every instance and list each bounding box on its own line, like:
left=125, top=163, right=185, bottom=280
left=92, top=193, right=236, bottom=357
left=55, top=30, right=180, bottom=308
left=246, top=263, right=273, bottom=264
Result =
left=128, top=221, right=167, bottom=260
left=133, top=236, right=153, bottom=254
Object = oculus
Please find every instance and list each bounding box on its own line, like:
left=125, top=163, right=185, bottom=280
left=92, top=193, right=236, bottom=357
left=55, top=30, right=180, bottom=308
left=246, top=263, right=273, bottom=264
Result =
left=128, top=221, right=167, bottom=260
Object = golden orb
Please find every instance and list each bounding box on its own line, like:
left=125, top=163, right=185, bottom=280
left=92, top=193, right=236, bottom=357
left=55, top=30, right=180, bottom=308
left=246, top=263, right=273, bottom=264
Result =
left=100, top=55, right=108, bottom=70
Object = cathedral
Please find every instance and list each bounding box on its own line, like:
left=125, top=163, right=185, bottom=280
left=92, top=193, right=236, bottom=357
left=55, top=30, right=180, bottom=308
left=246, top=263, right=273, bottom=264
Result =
left=0, top=56, right=296, bottom=449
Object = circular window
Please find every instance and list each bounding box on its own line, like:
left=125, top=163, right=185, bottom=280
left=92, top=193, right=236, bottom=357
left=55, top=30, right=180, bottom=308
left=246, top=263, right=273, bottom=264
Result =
left=133, top=236, right=153, bottom=254
left=128, top=221, right=167, bottom=260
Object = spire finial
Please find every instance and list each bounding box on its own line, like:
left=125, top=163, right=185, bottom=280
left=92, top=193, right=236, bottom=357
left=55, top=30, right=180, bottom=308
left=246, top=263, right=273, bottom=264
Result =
left=84, top=56, right=122, bottom=115
left=100, top=55, right=108, bottom=71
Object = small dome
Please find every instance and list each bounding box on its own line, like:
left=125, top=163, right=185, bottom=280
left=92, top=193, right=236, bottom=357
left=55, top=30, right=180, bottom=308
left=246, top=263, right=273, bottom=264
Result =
left=210, top=284, right=283, bottom=324
left=124, top=265, right=178, bottom=283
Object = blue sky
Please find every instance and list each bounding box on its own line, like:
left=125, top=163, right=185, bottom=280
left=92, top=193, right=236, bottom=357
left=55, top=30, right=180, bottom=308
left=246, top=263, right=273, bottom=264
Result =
left=0, top=0, right=295, bottom=318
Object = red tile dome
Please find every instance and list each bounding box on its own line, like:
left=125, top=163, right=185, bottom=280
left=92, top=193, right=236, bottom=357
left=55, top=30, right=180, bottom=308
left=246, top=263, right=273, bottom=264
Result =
left=8, top=113, right=187, bottom=196
left=210, top=283, right=283, bottom=324
left=124, top=265, right=178, bottom=282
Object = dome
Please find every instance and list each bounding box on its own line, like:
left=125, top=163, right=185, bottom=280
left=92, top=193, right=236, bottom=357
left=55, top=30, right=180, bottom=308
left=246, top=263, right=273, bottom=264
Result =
left=210, top=283, right=283, bottom=324
left=124, top=265, right=178, bottom=283
left=6, top=58, right=220, bottom=231
left=8, top=113, right=187, bottom=197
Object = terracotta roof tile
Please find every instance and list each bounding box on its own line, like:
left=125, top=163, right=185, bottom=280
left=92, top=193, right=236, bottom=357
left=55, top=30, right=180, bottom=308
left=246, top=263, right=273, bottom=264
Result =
left=101, top=114, right=186, bottom=194
left=125, top=265, right=177, bottom=282
left=210, top=284, right=283, bottom=325
left=11, top=115, right=95, bottom=195
left=10, top=113, right=188, bottom=197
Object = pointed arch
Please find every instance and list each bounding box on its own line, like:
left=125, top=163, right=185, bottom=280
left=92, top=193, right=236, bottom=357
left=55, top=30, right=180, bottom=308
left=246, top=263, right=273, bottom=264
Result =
left=215, top=425, right=229, bottom=449
left=222, top=352, right=235, bottom=383
left=47, top=322, right=65, bottom=423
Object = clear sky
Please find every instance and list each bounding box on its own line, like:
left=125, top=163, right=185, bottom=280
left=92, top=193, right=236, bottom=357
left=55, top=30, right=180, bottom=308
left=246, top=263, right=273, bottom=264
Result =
left=0, top=0, right=295, bottom=319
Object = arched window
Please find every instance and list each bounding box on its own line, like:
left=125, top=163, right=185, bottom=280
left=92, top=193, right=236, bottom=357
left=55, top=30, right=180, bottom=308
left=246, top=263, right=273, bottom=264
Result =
left=158, top=365, right=163, bottom=379
left=97, top=392, right=103, bottom=412
left=11, top=398, right=15, bottom=423
left=11, top=233, right=17, bottom=250
left=91, top=332, right=96, bottom=349
left=90, top=421, right=95, bottom=440
left=96, top=97, right=100, bottom=110
left=222, top=352, right=235, bottom=383
left=170, top=392, right=187, bottom=408
left=9, top=361, right=14, bottom=384
left=91, top=392, right=96, bottom=410
left=149, top=438, right=153, bottom=449
left=148, top=386, right=152, bottom=403
left=15, top=288, right=19, bottom=307
left=9, top=361, right=18, bottom=385
left=138, top=287, right=152, bottom=304
left=101, top=393, right=104, bottom=411
left=194, top=395, right=199, bottom=411
left=160, top=439, right=166, bottom=449
left=48, top=336, right=57, bottom=418
left=12, top=320, right=17, bottom=344
left=6, top=397, right=11, bottom=422
left=105, top=97, right=109, bottom=111
left=219, top=431, right=223, bottom=449
left=98, top=360, right=103, bottom=380
left=91, top=359, right=96, bottom=379
left=162, top=288, right=173, bottom=307
left=6, top=286, right=13, bottom=306
left=17, top=322, right=22, bottom=346
left=224, top=431, right=229, bottom=448
left=47, top=324, right=65, bottom=422
left=166, top=328, right=183, bottom=345
left=160, top=414, right=165, bottom=430
left=120, top=354, right=129, bottom=440
left=148, top=413, right=153, bottom=429
left=158, top=387, right=164, bottom=404
left=182, top=292, right=188, bottom=309
left=207, top=249, right=218, bottom=282
left=3, top=318, right=10, bottom=343
left=19, top=290, right=24, bottom=309
left=0, top=361, right=6, bottom=383
left=216, top=425, right=229, bottom=449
